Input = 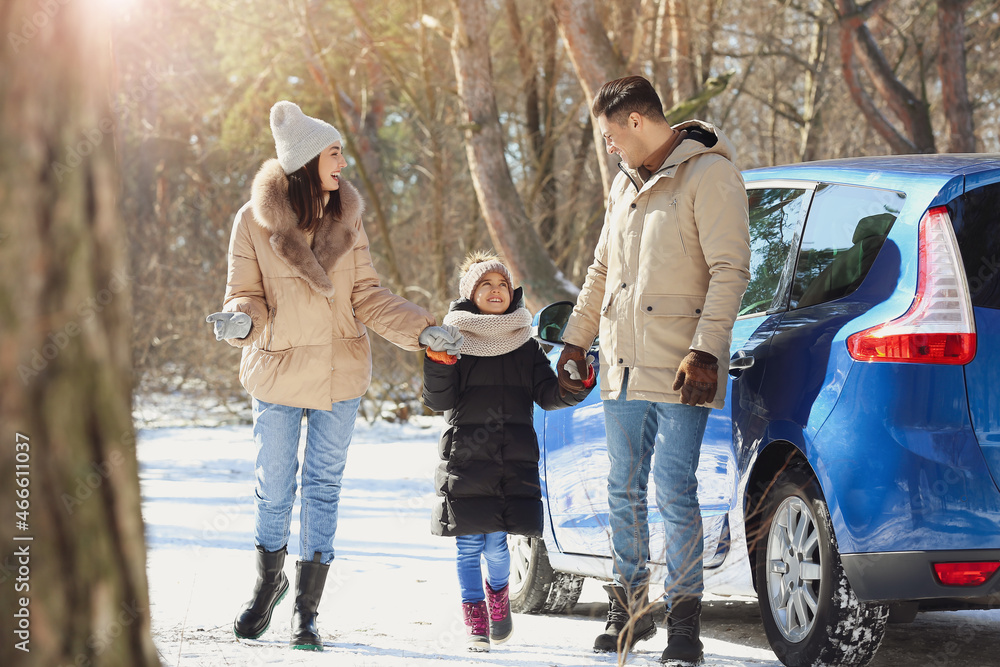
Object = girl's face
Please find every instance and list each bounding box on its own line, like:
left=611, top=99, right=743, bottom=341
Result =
left=318, top=142, right=347, bottom=191
left=473, top=272, right=512, bottom=314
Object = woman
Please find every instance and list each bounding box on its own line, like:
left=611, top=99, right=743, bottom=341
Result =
left=206, top=101, right=461, bottom=651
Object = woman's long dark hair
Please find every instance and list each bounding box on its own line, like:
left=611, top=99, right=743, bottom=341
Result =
left=287, top=153, right=342, bottom=234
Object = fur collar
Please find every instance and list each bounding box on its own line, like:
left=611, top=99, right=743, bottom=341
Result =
left=250, top=158, right=362, bottom=297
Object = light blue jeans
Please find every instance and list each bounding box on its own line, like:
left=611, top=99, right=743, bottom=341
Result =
left=456, top=532, right=510, bottom=604
left=603, top=371, right=709, bottom=601
left=251, top=396, right=361, bottom=564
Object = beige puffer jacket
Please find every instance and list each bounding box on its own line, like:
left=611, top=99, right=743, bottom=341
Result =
left=221, top=159, right=435, bottom=410
left=561, top=121, right=751, bottom=409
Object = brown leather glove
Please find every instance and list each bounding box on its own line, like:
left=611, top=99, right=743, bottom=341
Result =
left=557, top=343, right=587, bottom=396
left=672, top=350, right=719, bottom=406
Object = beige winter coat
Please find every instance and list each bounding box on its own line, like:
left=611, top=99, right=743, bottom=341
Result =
left=561, top=121, right=751, bottom=409
left=222, top=159, right=435, bottom=410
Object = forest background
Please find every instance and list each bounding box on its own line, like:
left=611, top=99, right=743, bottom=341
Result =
left=105, top=0, right=1000, bottom=423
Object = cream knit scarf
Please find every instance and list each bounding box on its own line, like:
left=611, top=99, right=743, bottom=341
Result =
left=442, top=307, right=534, bottom=358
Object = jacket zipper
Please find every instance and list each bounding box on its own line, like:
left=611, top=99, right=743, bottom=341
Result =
left=670, top=198, right=686, bottom=255
left=618, top=161, right=640, bottom=193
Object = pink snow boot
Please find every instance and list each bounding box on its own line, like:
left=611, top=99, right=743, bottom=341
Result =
left=461, top=601, right=490, bottom=651
left=485, top=582, right=513, bottom=643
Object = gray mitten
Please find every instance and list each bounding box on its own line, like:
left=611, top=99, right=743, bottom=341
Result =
left=205, top=312, right=252, bottom=341
left=419, top=325, right=464, bottom=355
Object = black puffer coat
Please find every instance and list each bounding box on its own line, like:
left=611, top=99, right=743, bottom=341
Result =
left=422, top=298, right=592, bottom=537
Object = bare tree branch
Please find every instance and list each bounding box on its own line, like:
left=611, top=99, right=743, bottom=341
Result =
left=505, top=0, right=556, bottom=238
left=293, top=0, right=408, bottom=287
left=834, top=0, right=935, bottom=152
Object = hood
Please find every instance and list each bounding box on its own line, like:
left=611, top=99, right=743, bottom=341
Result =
left=615, top=120, right=740, bottom=194
left=249, top=158, right=361, bottom=297
left=666, top=120, right=738, bottom=168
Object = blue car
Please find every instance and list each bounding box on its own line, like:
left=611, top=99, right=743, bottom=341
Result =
left=509, top=155, right=1000, bottom=667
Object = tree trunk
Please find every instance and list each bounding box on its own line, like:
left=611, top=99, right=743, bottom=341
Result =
left=698, top=0, right=722, bottom=90
left=625, top=0, right=660, bottom=74
left=505, top=0, right=557, bottom=241
left=0, top=3, right=160, bottom=667
left=799, top=17, right=828, bottom=162
left=652, top=0, right=675, bottom=103
left=551, top=0, right=624, bottom=196
left=538, top=13, right=560, bottom=246
left=937, top=0, right=976, bottom=152
left=418, top=0, right=450, bottom=304
left=666, top=0, right=696, bottom=106
left=449, top=0, right=576, bottom=310
left=835, top=0, right=936, bottom=153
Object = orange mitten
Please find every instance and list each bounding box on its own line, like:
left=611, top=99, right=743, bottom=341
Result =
left=426, top=348, right=458, bottom=365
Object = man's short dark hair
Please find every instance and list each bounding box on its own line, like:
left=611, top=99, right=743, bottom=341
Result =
left=591, top=75, right=665, bottom=125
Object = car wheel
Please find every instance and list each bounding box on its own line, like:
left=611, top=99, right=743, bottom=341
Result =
left=755, top=466, right=889, bottom=667
left=507, top=535, right=583, bottom=614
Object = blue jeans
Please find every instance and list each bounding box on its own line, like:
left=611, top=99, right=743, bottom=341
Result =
left=251, top=396, right=360, bottom=564
left=604, top=372, right=709, bottom=601
left=456, top=532, right=510, bottom=604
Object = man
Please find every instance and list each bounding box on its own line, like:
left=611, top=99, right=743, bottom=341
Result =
left=558, top=75, right=750, bottom=666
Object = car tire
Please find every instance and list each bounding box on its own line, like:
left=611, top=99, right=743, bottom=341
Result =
left=507, top=535, right=583, bottom=614
left=755, top=466, right=889, bottom=667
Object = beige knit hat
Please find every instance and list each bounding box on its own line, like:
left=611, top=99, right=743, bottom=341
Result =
left=459, top=251, right=514, bottom=301
left=269, top=101, right=342, bottom=174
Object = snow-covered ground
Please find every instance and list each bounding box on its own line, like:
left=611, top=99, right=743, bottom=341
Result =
left=139, top=413, right=1000, bottom=666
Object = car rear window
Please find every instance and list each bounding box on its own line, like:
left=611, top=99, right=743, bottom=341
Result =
left=949, top=182, right=1000, bottom=309
left=790, top=184, right=905, bottom=309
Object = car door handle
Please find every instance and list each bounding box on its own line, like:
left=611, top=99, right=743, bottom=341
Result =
left=728, top=353, right=754, bottom=378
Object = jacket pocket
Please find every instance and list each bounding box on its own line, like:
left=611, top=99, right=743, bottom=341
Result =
left=239, top=345, right=293, bottom=402
left=600, top=288, right=616, bottom=315
left=637, top=294, right=705, bottom=368
left=639, top=294, right=705, bottom=318
left=642, top=196, right=686, bottom=257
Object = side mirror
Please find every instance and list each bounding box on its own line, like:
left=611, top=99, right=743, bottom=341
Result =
left=533, top=301, right=575, bottom=344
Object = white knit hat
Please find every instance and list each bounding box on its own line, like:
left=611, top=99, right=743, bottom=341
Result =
left=269, top=101, right=342, bottom=174
left=459, top=259, right=513, bottom=301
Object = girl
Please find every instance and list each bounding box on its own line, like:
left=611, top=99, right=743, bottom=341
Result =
left=207, top=101, right=461, bottom=650
left=422, top=251, right=594, bottom=651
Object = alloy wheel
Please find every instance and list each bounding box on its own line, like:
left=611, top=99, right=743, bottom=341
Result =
left=765, top=495, right=822, bottom=643
left=507, top=534, right=533, bottom=596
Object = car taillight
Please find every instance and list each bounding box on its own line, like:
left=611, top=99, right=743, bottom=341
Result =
left=847, top=206, right=976, bottom=364
left=933, top=561, right=1000, bottom=586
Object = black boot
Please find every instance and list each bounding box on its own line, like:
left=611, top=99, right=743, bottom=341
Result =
left=290, top=554, right=330, bottom=651
left=659, top=597, right=703, bottom=665
left=233, top=545, right=289, bottom=639
left=593, top=584, right=657, bottom=653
